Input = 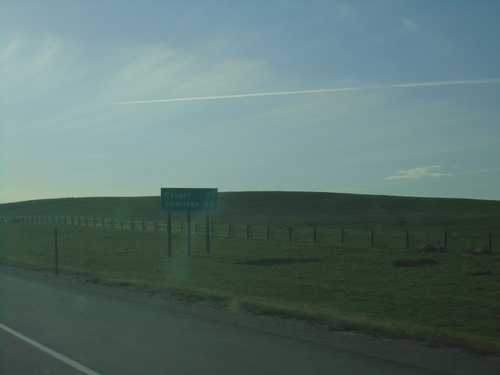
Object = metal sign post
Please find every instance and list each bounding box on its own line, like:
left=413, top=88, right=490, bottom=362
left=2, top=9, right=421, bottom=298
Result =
left=206, top=212, right=211, bottom=255
left=54, top=225, right=59, bottom=275
left=187, top=211, right=192, bottom=256
left=167, top=211, right=172, bottom=257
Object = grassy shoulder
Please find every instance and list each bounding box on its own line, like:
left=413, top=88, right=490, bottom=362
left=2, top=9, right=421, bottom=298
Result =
left=1, top=222, right=499, bottom=354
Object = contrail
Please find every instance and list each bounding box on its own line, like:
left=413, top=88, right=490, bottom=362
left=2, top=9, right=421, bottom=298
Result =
left=112, top=79, right=500, bottom=105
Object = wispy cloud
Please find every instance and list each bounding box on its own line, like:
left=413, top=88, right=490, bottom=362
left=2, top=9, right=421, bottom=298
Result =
left=385, top=166, right=452, bottom=180
left=400, top=17, right=419, bottom=34
left=111, top=79, right=500, bottom=105
left=454, top=166, right=500, bottom=176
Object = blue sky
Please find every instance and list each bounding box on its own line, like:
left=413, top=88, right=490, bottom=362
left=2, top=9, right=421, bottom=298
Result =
left=1, top=0, right=499, bottom=203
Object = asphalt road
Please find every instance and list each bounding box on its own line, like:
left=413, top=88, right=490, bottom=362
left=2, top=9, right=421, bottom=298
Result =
left=0, top=266, right=498, bottom=375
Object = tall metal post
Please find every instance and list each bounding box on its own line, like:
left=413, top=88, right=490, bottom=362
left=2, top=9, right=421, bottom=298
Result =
left=167, top=211, right=172, bottom=257
left=206, top=212, right=211, bottom=255
left=187, top=211, right=192, bottom=256
left=54, top=225, right=59, bottom=275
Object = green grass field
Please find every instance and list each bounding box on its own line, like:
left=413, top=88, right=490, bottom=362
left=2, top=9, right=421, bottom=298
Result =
left=1, top=192, right=499, bottom=353
left=2, top=191, right=500, bottom=230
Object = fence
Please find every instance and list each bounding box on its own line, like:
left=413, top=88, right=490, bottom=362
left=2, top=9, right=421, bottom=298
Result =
left=1, top=215, right=497, bottom=252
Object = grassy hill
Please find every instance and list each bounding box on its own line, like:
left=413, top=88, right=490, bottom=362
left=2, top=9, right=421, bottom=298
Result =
left=1, top=191, right=499, bottom=231
left=1, top=191, right=500, bottom=353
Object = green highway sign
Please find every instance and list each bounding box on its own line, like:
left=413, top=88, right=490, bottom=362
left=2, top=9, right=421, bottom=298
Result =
left=161, top=188, right=218, bottom=211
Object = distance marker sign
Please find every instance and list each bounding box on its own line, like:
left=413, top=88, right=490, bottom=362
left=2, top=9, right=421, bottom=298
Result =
left=161, top=188, right=218, bottom=211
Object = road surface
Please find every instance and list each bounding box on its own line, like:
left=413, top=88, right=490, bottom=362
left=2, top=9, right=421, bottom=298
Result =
left=0, top=265, right=498, bottom=374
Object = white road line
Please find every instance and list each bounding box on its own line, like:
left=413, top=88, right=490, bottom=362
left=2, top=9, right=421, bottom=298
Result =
left=0, top=322, right=102, bottom=375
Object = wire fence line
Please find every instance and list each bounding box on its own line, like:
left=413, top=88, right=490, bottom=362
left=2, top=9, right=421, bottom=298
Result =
left=1, top=215, right=497, bottom=252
